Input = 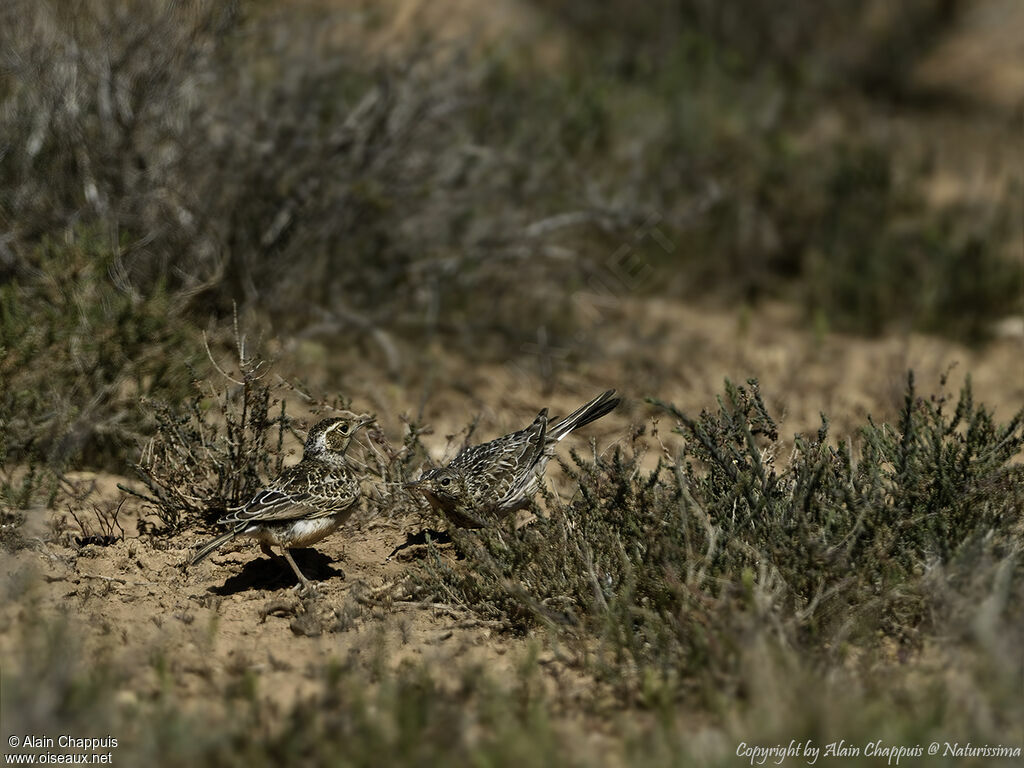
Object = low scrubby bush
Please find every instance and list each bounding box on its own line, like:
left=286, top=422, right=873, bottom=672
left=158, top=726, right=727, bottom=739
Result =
left=410, top=376, right=1024, bottom=701
left=0, top=229, right=194, bottom=515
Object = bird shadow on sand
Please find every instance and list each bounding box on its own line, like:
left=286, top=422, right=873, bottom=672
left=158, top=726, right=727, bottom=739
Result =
left=209, top=549, right=344, bottom=595
left=386, top=528, right=455, bottom=560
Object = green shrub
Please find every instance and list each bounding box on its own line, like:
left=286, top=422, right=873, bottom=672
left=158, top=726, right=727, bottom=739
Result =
left=409, top=376, right=1024, bottom=701
left=0, top=229, right=194, bottom=480
left=805, top=144, right=1021, bottom=340
left=120, top=323, right=294, bottom=533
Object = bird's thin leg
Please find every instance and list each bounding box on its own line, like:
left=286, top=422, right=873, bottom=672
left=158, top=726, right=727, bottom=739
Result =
left=280, top=548, right=316, bottom=594
left=260, top=542, right=284, bottom=562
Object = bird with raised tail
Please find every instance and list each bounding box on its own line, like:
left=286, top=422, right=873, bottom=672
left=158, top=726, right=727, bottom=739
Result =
left=406, top=390, right=620, bottom=528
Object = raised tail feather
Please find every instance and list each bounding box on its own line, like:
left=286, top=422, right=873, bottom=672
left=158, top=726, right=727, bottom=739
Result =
left=189, top=529, right=239, bottom=567
left=547, top=389, right=620, bottom=443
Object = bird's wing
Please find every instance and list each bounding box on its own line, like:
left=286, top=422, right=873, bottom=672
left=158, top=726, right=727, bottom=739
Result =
left=451, top=411, right=547, bottom=505
left=493, top=459, right=547, bottom=512
left=219, top=464, right=358, bottom=524
left=299, top=473, right=361, bottom=520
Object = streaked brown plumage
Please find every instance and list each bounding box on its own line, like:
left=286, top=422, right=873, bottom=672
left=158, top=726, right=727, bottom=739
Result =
left=407, top=390, right=620, bottom=528
left=189, top=413, right=373, bottom=593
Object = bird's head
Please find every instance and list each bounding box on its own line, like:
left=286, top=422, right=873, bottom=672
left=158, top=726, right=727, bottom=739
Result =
left=304, top=413, right=375, bottom=459
left=405, top=466, right=468, bottom=510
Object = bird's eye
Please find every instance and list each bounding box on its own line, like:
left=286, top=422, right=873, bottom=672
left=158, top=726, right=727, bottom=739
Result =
left=440, top=477, right=451, bottom=487
left=340, top=424, right=349, bottom=433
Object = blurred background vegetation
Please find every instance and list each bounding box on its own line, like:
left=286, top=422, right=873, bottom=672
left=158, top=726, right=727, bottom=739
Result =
left=2, top=0, right=1021, bottom=482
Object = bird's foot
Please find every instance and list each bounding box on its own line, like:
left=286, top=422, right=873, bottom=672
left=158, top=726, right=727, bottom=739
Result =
left=293, top=578, right=320, bottom=598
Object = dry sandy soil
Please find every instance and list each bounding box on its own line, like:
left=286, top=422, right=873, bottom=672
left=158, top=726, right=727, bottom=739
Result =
left=3, top=294, right=1021, bottom=726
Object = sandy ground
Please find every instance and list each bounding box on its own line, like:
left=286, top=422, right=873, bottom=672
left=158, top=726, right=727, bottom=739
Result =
left=3, top=294, right=1021, bottom=724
